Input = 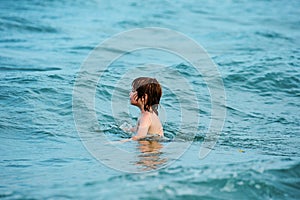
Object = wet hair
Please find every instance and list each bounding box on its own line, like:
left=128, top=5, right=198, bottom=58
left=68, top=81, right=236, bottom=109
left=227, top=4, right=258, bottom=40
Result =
left=132, top=77, right=162, bottom=115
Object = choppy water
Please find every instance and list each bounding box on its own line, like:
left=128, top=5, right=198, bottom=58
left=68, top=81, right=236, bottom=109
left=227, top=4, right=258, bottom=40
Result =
left=1, top=0, right=300, bottom=199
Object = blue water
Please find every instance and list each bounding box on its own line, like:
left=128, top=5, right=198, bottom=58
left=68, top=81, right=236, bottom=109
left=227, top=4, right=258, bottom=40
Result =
left=1, top=0, right=300, bottom=199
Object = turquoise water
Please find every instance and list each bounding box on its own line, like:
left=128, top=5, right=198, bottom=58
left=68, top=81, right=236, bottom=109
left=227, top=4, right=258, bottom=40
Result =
left=1, top=0, right=300, bottom=199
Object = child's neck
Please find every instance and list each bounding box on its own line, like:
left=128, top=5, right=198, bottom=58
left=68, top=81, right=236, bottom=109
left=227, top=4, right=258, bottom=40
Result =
left=138, top=105, right=153, bottom=113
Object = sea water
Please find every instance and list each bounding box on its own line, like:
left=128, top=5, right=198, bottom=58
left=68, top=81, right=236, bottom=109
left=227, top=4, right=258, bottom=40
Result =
left=0, top=0, right=299, bottom=199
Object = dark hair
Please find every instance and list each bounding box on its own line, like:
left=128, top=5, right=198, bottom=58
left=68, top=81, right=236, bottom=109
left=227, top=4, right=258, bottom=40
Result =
left=132, top=77, right=162, bottom=115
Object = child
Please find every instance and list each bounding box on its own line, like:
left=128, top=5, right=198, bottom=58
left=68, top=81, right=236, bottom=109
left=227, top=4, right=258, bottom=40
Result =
left=125, top=77, right=164, bottom=141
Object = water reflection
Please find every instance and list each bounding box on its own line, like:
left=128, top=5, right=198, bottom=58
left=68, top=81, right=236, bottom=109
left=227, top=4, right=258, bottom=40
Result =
left=135, top=140, right=168, bottom=171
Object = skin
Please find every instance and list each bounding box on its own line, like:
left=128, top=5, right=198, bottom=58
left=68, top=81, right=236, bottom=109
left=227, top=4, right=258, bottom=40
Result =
left=117, top=88, right=163, bottom=144
left=129, top=90, right=163, bottom=141
left=129, top=91, right=151, bottom=140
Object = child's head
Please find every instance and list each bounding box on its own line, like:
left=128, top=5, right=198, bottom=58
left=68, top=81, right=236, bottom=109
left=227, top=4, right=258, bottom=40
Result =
left=131, top=77, right=162, bottom=115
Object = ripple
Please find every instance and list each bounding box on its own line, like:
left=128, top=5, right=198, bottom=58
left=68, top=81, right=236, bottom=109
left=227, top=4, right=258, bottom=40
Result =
left=0, top=16, right=58, bottom=33
left=0, top=66, right=61, bottom=72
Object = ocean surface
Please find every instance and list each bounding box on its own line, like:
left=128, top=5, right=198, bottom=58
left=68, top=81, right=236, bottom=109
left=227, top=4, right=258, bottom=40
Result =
left=1, top=0, right=300, bottom=199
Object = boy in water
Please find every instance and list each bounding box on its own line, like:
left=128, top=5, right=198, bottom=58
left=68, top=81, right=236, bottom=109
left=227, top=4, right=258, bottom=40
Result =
left=127, top=77, right=164, bottom=141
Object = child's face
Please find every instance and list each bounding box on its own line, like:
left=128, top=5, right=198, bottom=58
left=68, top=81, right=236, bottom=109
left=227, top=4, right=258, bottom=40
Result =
left=129, top=90, right=139, bottom=106
left=130, top=87, right=147, bottom=109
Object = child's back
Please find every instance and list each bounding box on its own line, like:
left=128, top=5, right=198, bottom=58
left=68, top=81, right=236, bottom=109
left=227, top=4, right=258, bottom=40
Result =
left=142, top=111, right=163, bottom=136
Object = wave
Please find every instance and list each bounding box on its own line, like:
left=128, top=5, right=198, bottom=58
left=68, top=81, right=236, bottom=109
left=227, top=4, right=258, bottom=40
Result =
left=98, top=161, right=300, bottom=200
left=0, top=16, right=58, bottom=33
left=224, top=70, right=300, bottom=97
left=255, top=30, right=293, bottom=41
left=0, top=66, right=61, bottom=72
left=156, top=161, right=300, bottom=199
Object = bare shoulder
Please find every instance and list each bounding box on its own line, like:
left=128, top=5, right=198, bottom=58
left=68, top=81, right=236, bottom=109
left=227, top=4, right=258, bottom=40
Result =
left=142, top=111, right=152, bottom=118
left=139, top=112, right=151, bottom=126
